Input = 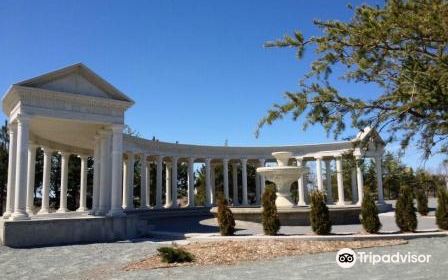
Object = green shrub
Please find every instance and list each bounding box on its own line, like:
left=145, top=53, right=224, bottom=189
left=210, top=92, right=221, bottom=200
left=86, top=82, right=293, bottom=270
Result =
left=416, top=189, right=429, bottom=216
left=157, top=247, right=194, bottom=263
left=360, top=190, right=381, bottom=233
left=436, top=187, right=448, bottom=230
left=395, top=185, right=417, bottom=232
left=217, top=198, right=236, bottom=236
left=262, top=184, right=280, bottom=235
left=309, top=190, right=332, bottom=235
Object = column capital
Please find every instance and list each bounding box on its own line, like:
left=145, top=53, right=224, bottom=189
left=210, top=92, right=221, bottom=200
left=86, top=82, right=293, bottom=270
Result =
left=58, top=151, right=71, bottom=158
left=155, top=154, right=164, bottom=162
left=77, top=154, right=89, bottom=160
left=111, top=124, right=124, bottom=133
left=28, top=142, right=39, bottom=150
left=240, top=158, right=248, bottom=164
left=258, top=158, right=266, bottom=165
left=15, top=113, right=30, bottom=123
left=171, top=156, right=179, bottom=161
left=188, top=157, right=195, bottom=164
left=98, top=129, right=111, bottom=137
left=314, top=155, right=324, bottom=160
left=204, top=158, right=212, bottom=164
left=222, top=158, right=229, bottom=164
left=42, top=147, right=53, bottom=156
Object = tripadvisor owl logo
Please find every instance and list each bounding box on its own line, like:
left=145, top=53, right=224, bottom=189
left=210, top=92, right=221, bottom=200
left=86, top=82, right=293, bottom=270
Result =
left=336, top=248, right=356, bottom=268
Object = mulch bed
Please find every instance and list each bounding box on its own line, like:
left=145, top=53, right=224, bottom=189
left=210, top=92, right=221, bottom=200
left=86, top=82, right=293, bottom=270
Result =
left=124, top=239, right=406, bottom=270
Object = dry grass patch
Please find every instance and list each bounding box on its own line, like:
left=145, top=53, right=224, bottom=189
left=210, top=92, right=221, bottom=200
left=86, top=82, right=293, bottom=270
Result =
left=124, top=239, right=406, bottom=270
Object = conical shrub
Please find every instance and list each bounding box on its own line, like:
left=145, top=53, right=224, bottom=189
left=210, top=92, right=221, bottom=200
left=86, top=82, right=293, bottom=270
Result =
left=416, top=189, right=429, bottom=216
left=262, top=184, right=280, bottom=235
left=360, top=190, right=381, bottom=233
left=217, top=198, right=235, bottom=236
left=309, top=190, right=332, bottom=235
left=436, top=187, right=448, bottom=230
left=395, top=185, right=417, bottom=232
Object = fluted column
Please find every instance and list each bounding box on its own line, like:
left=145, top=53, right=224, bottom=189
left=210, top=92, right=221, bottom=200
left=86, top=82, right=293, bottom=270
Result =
left=296, top=158, right=306, bottom=206
left=3, top=122, right=17, bottom=219
left=164, top=162, right=172, bottom=208
left=108, top=124, right=124, bottom=216
left=57, top=152, right=70, bottom=213
left=375, top=154, right=384, bottom=204
left=205, top=158, right=212, bottom=207
left=355, top=154, right=364, bottom=206
left=258, top=159, right=266, bottom=197
left=222, top=159, right=229, bottom=201
left=210, top=164, right=216, bottom=205
left=91, top=135, right=101, bottom=214
left=98, top=129, right=110, bottom=215
left=11, top=115, right=30, bottom=220
left=140, top=154, right=149, bottom=209
left=38, top=148, right=52, bottom=215
left=351, top=168, right=358, bottom=204
left=25, top=143, right=37, bottom=215
left=325, top=160, right=333, bottom=204
left=171, top=157, right=178, bottom=208
left=241, top=158, right=248, bottom=205
left=125, top=153, right=135, bottom=210
left=336, top=156, right=345, bottom=205
left=155, top=155, right=163, bottom=208
left=77, top=155, right=88, bottom=212
left=315, top=156, right=323, bottom=191
left=232, top=163, right=239, bottom=205
left=187, top=158, right=195, bottom=207
left=145, top=160, right=151, bottom=208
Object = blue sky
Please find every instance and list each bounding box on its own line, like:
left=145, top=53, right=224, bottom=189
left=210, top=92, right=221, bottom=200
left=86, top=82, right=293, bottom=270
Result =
left=0, top=0, right=445, bottom=170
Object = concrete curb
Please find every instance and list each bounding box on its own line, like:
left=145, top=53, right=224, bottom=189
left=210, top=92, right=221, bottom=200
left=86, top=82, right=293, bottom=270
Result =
left=146, top=230, right=448, bottom=242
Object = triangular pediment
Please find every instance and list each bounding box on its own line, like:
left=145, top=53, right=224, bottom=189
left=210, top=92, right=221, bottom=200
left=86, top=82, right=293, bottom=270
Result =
left=15, top=63, right=134, bottom=103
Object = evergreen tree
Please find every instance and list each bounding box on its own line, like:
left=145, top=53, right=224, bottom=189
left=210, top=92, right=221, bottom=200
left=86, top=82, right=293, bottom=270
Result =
left=216, top=198, right=235, bottom=236
left=435, top=187, right=448, bottom=230
left=395, top=185, right=417, bottom=232
left=415, top=189, right=429, bottom=216
left=309, top=190, right=332, bottom=235
left=262, top=184, right=280, bottom=235
left=360, top=190, right=381, bottom=233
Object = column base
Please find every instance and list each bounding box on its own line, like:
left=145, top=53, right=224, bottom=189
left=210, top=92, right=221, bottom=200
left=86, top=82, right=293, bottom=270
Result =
left=139, top=205, right=150, bottom=210
left=25, top=207, right=35, bottom=216
left=37, top=208, right=50, bottom=215
left=76, top=207, right=88, bottom=212
left=336, top=201, right=346, bottom=206
left=2, top=211, right=12, bottom=219
left=107, top=208, right=125, bottom=217
left=10, top=211, right=30, bottom=221
left=56, top=208, right=69, bottom=213
left=297, top=201, right=307, bottom=207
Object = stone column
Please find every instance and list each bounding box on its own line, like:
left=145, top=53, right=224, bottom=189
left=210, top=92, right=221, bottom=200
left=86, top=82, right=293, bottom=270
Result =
left=125, top=153, right=135, bottom=210
left=57, top=152, right=70, bottom=213
left=375, top=154, right=385, bottom=204
left=38, top=148, right=52, bottom=215
left=145, top=159, right=151, bottom=208
left=258, top=159, right=266, bottom=197
left=25, top=143, right=37, bottom=215
left=210, top=164, right=216, bottom=205
left=222, top=159, right=229, bottom=201
left=255, top=162, right=261, bottom=205
left=164, top=162, right=172, bottom=208
left=187, top=158, right=195, bottom=207
left=351, top=168, right=358, bottom=204
left=91, top=135, right=101, bottom=214
left=325, top=160, right=333, bottom=204
left=11, top=115, right=30, bottom=220
left=232, top=163, right=239, bottom=205
left=155, top=155, right=163, bottom=208
left=241, top=158, right=248, bottom=205
left=296, top=158, right=306, bottom=206
left=108, top=125, right=124, bottom=216
left=171, top=157, right=178, bottom=208
left=315, top=156, right=323, bottom=191
left=122, top=155, right=129, bottom=209
left=139, top=154, right=149, bottom=209
left=355, top=155, right=364, bottom=206
left=336, top=156, right=345, bottom=206
left=98, top=130, right=110, bottom=215
left=77, top=155, right=88, bottom=212
left=205, top=158, right=212, bottom=207
left=3, top=122, right=17, bottom=219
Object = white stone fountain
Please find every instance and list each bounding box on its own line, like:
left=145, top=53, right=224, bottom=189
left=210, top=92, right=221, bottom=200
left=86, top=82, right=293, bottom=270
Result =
left=256, top=151, right=306, bottom=208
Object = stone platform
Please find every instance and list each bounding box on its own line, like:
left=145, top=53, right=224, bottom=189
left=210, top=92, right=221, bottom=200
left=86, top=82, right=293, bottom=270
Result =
left=211, top=203, right=393, bottom=226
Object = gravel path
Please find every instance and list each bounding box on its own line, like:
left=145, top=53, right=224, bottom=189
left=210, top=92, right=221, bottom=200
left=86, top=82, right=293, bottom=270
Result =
left=0, top=237, right=445, bottom=279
